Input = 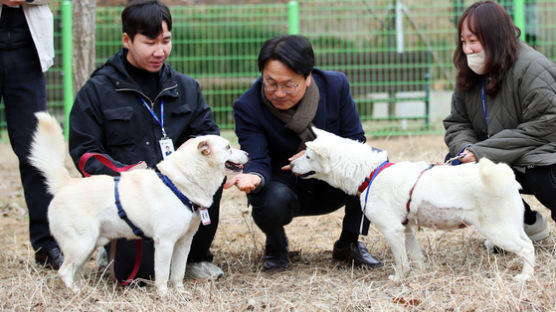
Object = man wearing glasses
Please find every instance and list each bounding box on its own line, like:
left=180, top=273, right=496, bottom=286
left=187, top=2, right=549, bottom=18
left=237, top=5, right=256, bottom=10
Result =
left=227, top=35, right=383, bottom=272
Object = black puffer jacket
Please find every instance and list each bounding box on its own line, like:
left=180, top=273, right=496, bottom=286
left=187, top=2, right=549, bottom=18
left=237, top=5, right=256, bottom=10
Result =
left=69, top=48, right=219, bottom=175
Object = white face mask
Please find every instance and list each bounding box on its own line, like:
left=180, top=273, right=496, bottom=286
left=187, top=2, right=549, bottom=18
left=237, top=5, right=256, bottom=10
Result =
left=466, top=50, right=486, bottom=75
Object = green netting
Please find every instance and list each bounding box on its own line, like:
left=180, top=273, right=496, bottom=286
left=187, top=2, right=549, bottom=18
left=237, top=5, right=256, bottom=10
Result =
left=2, top=0, right=555, bottom=139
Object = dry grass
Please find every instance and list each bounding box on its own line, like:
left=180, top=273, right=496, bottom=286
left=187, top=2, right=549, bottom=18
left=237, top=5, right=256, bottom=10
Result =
left=1, top=134, right=555, bottom=312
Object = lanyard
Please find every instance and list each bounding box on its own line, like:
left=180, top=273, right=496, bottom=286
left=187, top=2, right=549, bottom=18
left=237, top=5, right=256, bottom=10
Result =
left=140, top=97, right=167, bottom=138
left=481, top=80, right=489, bottom=138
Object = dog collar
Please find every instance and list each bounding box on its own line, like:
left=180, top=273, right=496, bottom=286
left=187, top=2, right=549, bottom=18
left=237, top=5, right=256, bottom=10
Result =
left=358, top=161, right=395, bottom=194
left=157, top=172, right=203, bottom=212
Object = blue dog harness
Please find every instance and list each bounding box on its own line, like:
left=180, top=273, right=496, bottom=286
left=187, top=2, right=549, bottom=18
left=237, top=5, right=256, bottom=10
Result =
left=156, top=172, right=202, bottom=212
left=114, top=177, right=147, bottom=239
left=113, top=173, right=204, bottom=238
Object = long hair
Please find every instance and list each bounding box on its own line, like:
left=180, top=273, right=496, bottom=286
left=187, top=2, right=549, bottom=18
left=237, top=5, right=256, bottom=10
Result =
left=454, top=1, right=520, bottom=96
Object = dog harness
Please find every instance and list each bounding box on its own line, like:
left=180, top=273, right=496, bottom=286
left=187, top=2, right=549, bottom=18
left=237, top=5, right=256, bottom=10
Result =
left=114, top=177, right=148, bottom=239
left=112, top=173, right=204, bottom=239
left=403, top=164, right=435, bottom=225
left=358, top=162, right=436, bottom=226
left=358, top=161, right=395, bottom=194
left=156, top=173, right=202, bottom=212
left=359, top=160, right=394, bottom=215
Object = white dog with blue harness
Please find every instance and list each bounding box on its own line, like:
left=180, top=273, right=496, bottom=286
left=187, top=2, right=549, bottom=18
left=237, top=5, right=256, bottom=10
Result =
left=28, top=112, right=248, bottom=296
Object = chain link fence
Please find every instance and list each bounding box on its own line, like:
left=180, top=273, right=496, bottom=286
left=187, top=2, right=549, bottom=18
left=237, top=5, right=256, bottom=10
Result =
left=1, top=0, right=555, bottom=138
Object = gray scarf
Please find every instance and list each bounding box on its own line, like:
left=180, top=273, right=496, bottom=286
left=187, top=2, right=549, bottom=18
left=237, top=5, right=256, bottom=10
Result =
left=261, top=78, right=319, bottom=150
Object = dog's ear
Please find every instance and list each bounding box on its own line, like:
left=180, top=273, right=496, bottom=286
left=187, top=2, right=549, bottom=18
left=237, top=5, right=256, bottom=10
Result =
left=311, top=127, right=324, bottom=139
left=198, top=140, right=211, bottom=156
left=306, top=142, right=327, bottom=160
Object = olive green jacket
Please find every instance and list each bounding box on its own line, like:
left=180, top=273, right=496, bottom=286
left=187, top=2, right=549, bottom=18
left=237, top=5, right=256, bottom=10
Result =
left=444, top=42, right=556, bottom=168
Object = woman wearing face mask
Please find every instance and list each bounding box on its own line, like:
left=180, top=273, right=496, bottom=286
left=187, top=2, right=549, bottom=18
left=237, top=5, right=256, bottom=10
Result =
left=444, top=0, right=556, bottom=243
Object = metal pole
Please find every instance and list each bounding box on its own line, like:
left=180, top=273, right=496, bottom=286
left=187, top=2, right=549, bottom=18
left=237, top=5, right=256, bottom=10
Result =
left=61, top=0, right=73, bottom=138
left=395, top=0, right=404, bottom=53
left=287, top=1, right=300, bottom=35
left=513, top=0, right=525, bottom=40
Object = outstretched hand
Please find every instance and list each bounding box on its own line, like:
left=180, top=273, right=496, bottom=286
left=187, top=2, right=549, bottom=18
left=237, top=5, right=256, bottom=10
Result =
left=281, top=150, right=306, bottom=171
left=224, top=173, right=261, bottom=194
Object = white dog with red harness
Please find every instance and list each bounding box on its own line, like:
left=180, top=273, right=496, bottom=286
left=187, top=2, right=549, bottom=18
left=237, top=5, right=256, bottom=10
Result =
left=290, top=128, right=534, bottom=281
left=28, top=112, right=248, bottom=296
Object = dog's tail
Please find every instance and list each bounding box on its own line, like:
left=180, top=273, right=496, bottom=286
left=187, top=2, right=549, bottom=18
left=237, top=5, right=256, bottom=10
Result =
left=28, top=112, right=72, bottom=195
left=478, top=157, right=520, bottom=192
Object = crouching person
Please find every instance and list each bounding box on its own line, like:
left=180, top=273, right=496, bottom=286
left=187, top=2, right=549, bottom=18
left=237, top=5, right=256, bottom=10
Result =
left=226, top=35, right=383, bottom=272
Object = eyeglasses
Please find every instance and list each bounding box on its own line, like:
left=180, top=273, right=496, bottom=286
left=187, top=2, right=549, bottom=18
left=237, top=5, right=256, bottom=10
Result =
left=263, top=80, right=302, bottom=94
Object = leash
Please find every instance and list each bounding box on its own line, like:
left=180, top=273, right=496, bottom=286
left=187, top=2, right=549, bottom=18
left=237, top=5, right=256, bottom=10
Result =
left=78, top=152, right=142, bottom=177
left=78, top=152, right=144, bottom=286
left=444, top=155, right=464, bottom=165
left=403, top=164, right=435, bottom=225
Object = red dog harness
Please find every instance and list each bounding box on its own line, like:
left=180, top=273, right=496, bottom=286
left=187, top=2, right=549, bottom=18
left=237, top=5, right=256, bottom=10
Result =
left=403, top=164, right=435, bottom=225
left=358, top=162, right=435, bottom=226
left=358, top=162, right=395, bottom=194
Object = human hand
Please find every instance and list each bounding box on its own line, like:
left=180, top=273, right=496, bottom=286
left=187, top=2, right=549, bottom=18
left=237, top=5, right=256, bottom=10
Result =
left=281, top=150, right=306, bottom=171
left=0, top=0, right=26, bottom=5
left=224, top=173, right=261, bottom=193
left=459, top=149, right=477, bottom=163
left=129, top=161, right=147, bottom=170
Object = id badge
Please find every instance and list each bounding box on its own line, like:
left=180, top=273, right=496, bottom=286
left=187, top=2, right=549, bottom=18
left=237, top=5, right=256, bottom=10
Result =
left=159, top=137, right=175, bottom=159
left=200, top=208, right=211, bottom=225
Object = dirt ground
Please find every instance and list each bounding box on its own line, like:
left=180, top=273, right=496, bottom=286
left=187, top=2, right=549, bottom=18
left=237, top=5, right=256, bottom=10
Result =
left=1, top=134, right=555, bottom=311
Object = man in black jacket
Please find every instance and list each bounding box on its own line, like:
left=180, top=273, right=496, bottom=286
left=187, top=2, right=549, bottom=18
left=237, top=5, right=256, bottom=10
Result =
left=69, top=0, right=223, bottom=281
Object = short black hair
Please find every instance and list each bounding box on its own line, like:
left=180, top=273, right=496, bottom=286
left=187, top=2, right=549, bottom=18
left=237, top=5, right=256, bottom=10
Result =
left=257, top=35, right=314, bottom=78
left=122, top=0, right=172, bottom=40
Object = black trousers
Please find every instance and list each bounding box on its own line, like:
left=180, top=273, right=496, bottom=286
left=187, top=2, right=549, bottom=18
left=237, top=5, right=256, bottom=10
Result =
left=515, top=164, right=556, bottom=222
left=1, top=43, right=57, bottom=253
left=110, top=183, right=223, bottom=281
left=248, top=178, right=370, bottom=256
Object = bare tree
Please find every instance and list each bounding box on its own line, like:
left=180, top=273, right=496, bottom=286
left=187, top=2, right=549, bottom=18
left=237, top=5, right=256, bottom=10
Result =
left=72, top=0, right=96, bottom=95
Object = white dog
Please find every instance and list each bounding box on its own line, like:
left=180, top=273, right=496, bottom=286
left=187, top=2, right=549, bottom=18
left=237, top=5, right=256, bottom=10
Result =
left=290, top=128, right=534, bottom=281
left=28, top=112, right=248, bottom=296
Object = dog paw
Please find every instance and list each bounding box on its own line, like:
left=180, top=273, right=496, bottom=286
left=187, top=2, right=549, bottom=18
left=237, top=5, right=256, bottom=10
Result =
left=388, top=274, right=401, bottom=282
left=483, top=240, right=495, bottom=253
left=513, top=273, right=531, bottom=282
left=174, top=283, right=188, bottom=293
left=175, top=286, right=190, bottom=296
left=413, top=260, right=425, bottom=272
left=67, top=282, right=82, bottom=294
left=157, top=286, right=169, bottom=298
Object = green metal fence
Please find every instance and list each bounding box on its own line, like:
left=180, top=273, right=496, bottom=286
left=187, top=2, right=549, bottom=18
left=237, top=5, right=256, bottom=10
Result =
left=2, top=0, right=556, bottom=139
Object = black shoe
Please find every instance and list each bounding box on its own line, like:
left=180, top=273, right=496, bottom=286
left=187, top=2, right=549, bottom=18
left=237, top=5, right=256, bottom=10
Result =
left=262, top=232, right=289, bottom=272
left=35, top=247, right=64, bottom=270
left=333, top=241, right=383, bottom=268
left=262, top=255, right=290, bottom=272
